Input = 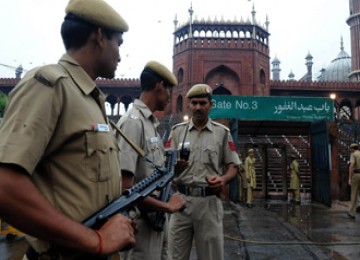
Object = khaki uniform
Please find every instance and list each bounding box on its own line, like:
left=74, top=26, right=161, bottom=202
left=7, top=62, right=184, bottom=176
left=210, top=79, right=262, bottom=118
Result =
left=117, top=99, right=168, bottom=260
left=244, top=156, right=256, bottom=204
left=349, top=150, right=360, bottom=216
left=289, top=159, right=301, bottom=202
left=167, top=119, right=240, bottom=260
left=0, top=54, right=122, bottom=259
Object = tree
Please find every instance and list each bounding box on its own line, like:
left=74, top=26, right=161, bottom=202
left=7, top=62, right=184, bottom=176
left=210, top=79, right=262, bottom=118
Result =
left=0, top=92, right=8, bottom=117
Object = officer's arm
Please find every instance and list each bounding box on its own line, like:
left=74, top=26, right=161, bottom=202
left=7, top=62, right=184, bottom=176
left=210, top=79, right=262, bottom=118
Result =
left=0, top=164, right=135, bottom=255
left=223, top=163, right=238, bottom=183
left=207, top=163, right=237, bottom=189
left=136, top=194, right=186, bottom=214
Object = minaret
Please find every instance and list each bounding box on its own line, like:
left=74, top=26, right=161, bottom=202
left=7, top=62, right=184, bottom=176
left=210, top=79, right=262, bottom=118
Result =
left=271, top=56, right=281, bottom=80
left=347, top=0, right=360, bottom=81
left=251, top=4, right=256, bottom=39
left=15, top=65, right=23, bottom=79
left=188, top=3, right=194, bottom=38
left=305, top=52, right=313, bottom=81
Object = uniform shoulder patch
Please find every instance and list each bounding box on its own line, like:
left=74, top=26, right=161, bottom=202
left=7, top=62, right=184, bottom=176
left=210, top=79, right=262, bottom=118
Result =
left=212, top=121, right=230, bottom=131
left=34, top=64, right=68, bottom=87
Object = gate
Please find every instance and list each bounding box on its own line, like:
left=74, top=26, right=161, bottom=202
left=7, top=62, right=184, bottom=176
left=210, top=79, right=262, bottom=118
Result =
left=311, top=120, right=331, bottom=206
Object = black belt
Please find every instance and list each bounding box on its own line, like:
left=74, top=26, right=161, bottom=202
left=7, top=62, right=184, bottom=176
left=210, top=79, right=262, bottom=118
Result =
left=177, top=185, right=215, bottom=197
left=354, top=169, right=360, bottom=173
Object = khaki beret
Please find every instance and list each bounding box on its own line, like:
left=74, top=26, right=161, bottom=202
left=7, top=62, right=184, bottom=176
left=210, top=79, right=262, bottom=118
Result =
left=144, top=61, right=177, bottom=86
left=65, top=0, right=129, bottom=32
left=290, top=154, right=297, bottom=158
left=350, top=143, right=359, bottom=149
left=248, top=148, right=254, bottom=153
left=186, top=84, right=213, bottom=98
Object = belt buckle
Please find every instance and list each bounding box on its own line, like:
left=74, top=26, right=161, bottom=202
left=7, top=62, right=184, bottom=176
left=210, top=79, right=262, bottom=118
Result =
left=191, top=187, right=204, bottom=196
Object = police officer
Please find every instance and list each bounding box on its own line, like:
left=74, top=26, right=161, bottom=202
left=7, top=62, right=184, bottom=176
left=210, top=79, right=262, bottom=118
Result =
left=289, top=154, right=301, bottom=204
left=0, top=0, right=135, bottom=259
left=245, top=148, right=256, bottom=208
left=167, top=84, right=240, bottom=260
left=347, top=143, right=360, bottom=219
left=117, top=61, right=186, bottom=260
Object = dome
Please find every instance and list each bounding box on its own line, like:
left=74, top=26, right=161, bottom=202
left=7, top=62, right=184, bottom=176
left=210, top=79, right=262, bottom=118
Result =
left=318, top=38, right=351, bottom=82
left=288, top=70, right=295, bottom=80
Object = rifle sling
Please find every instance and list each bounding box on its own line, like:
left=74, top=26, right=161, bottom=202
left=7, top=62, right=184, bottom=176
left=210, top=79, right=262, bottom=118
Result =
left=109, top=120, right=146, bottom=158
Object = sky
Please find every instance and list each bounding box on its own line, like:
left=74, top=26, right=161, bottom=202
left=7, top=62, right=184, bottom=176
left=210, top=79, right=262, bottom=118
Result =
left=0, top=0, right=351, bottom=81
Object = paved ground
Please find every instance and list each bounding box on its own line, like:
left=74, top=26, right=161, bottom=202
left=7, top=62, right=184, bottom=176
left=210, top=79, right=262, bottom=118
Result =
left=1, top=199, right=360, bottom=259
left=190, top=199, right=360, bottom=260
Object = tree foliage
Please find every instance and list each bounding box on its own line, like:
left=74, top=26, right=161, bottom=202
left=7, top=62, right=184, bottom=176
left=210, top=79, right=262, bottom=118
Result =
left=0, top=92, right=8, bottom=117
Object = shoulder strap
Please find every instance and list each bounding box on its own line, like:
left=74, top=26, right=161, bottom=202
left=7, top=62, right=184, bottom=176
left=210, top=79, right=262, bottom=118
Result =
left=109, top=120, right=146, bottom=157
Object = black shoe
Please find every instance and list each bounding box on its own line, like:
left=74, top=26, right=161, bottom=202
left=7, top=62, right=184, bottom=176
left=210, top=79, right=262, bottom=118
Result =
left=295, top=201, right=301, bottom=205
left=289, top=199, right=295, bottom=203
left=347, top=212, right=355, bottom=219
left=356, top=206, right=360, bottom=213
left=247, top=203, right=253, bottom=208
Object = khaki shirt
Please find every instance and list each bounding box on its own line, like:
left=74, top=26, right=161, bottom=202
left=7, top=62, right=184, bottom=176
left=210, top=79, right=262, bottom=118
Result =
left=0, top=54, right=121, bottom=251
left=350, top=150, right=360, bottom=170
left=167, top=118, right=240, bottom=186
left=245, top=156, right=256, bottom=188
left=289, top=159, right=300, bottom=189
left=117, top=99, right=165, bottom=182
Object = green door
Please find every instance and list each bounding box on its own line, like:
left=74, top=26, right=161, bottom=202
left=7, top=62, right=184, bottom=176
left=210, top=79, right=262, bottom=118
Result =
left=311, top=120, right=331, bottom=206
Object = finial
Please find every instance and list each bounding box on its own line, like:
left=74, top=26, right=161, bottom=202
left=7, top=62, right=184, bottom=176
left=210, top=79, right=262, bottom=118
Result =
left=188, top=2, right=194, bottom=17
left=265, top=14, right=269, bottom=31
left=251, top=3, right=256, bottom=22
left=188, top=2, right=194, bottom=38
left=173, top=14, right=178, bottom=28
left=340, top=35, right=344, bottom=51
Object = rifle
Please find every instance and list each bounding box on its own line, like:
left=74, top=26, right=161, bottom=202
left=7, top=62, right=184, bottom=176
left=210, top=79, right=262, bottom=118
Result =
left=151, top=149, right=177, bottom=231
left=83, top=150, right=177, bottom=229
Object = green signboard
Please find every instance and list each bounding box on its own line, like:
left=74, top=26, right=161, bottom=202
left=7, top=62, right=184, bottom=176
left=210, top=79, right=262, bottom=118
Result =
left=210, top=95, right=334, bottom=122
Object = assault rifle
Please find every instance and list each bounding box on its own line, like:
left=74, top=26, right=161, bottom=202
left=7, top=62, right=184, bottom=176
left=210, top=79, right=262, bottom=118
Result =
left=151, top=149, right=177, bottom=231
left=83, top=150, right=177, bottom=229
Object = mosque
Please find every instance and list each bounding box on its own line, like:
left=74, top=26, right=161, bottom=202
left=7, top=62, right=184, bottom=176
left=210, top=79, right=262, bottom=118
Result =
left=0, top=1, right=360, bottom=204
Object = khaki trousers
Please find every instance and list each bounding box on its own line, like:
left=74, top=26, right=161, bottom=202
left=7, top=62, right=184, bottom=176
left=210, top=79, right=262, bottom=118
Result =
left=168, top=195, right=224, bottom=260
left=349, top=174, right=360, bottom=216
left=120, top=215, right=167, bottom=260
left=246, top=187, right=254, bottom=204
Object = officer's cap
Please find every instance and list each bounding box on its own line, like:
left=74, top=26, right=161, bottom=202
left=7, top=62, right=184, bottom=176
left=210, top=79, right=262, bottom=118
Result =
left=144, top=61, right=177, bottom=86
left=350, top=143, right=359, bottom=149
left=65, top=0, right=129, bottom=32
left=290, top=154, right=297, bottom=159
left=248, top=148, right=254, bottom=153
left=186, top=84, right=213, bottom=98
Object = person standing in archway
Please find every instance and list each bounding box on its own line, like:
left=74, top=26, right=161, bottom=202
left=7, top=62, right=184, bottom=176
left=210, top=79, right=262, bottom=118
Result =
left=289, top=154, right=301, bottom=204
left=245, top=148, right=256, bottom=208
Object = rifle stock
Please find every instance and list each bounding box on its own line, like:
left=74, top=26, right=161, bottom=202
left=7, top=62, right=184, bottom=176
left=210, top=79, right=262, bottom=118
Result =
left=83, top=150, right=176, bottom=229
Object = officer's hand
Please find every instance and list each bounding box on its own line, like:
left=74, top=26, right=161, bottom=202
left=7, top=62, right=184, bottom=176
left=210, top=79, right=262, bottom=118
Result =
left=348, top=179, right=352, bottom=186
left=167, top=194, right=186, bottom=213
left=97, top=214, right=136, bottom=255
left=207, top=176, right=225, bottom=189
